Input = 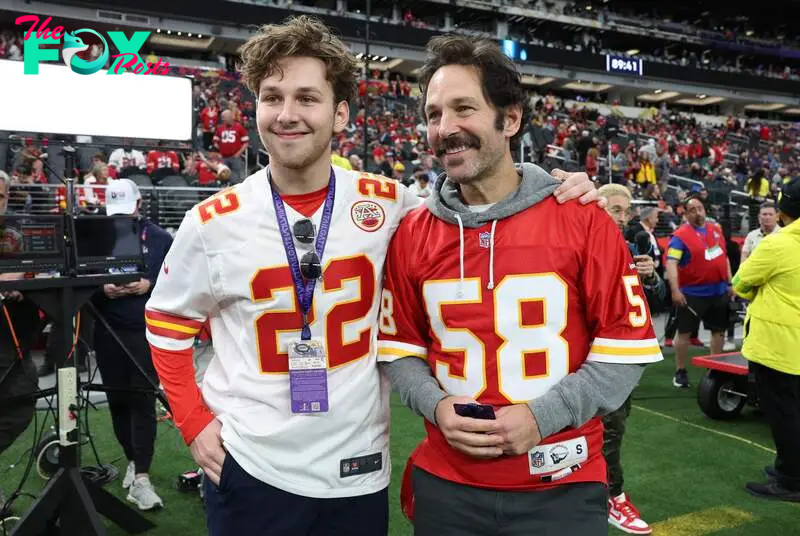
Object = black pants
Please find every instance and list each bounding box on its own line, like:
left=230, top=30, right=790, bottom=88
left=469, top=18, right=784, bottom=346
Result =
left=603, top=395, right=632, bottom=497
left=752, top=362, right=800, bottom=491
left=412, top=468, right=607, bottom=536
left=0, top=359, right=37, bottom=455
left=204, top=453, right=389, bottom=536
left=94, top=325, right=158, bottom=474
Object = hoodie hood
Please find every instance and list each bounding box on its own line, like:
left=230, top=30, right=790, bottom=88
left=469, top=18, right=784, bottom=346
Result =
left=426, top=162, right=559, bottom=228
left=424, top=163, right=560, bottom=294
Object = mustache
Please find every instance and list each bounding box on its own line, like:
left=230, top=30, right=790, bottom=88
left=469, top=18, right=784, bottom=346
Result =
left=435, top=134, right=481, bottom=157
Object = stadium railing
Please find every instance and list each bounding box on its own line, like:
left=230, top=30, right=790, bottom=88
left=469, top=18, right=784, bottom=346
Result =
left=7, top=183, right=221, bottom=233
left=8, top=173, right=754, bottom=238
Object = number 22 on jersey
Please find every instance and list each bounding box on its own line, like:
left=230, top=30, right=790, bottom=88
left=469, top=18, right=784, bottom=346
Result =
left=250, top=254, right=376, bottom=373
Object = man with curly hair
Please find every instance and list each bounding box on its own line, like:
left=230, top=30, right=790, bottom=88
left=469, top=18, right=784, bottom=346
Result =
left=145, top=16, right=599, bottom=535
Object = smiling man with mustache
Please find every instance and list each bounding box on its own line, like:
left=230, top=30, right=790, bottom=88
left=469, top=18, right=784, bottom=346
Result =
left=377, top=35, right=662, bottom=536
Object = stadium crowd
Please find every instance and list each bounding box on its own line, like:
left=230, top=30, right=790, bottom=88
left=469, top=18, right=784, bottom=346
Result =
left=1, top=22, right=798, bottom=243
left=1, top=12, right=799, bottom=536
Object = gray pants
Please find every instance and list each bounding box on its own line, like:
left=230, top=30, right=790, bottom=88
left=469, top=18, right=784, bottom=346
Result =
left=223, top=156, right=245, bottom=184
left=413, top=468, right=607, bottom=536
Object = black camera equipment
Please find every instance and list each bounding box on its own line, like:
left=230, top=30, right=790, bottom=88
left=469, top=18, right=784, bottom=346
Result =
left=0, top=145, right=157, bottom=536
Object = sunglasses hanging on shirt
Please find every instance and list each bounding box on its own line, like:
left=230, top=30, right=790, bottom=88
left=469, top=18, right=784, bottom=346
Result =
left=293, top=218, right=322, bottom=280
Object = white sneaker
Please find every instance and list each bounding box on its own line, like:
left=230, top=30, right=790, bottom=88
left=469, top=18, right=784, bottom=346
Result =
left=723, top=340, right=737, bottom=352
left=122, top=461, right=135, bottom=489
left=608, top=492, right=651, bottom=535
left=127, top=476, right=164, bottom=511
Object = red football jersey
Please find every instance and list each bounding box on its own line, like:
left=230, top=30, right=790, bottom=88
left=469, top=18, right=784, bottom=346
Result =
left=378, top=197, right=661, bottom=493
left=213, top=123, right=249, bottom=157
left=200, top=106, right=219, bottom=133
left=146, top=151, right=180, bottom=175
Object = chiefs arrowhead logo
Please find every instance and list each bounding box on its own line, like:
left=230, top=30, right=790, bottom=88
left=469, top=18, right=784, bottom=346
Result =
left=350, top=200, right=385, bottom=232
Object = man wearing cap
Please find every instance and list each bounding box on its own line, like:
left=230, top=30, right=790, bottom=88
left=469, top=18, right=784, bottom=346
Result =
left=91, top=179, right=173, bottom=510
left=733, top=177, right=800, bottom=502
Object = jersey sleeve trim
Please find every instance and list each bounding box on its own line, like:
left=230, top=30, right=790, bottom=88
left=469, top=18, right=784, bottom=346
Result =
left=377, top=340, right=427, bottom=363
left=145, top=310, right=203, bottom=341
left=587, top=337, right=663, bottom=364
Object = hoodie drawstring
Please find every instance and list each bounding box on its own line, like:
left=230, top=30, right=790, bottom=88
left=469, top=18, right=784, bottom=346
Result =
left=456, top=214, right=465, bottom=298
left=487, top=219, right=497, bottom=290
left=455, top=215, right=498, bottom=294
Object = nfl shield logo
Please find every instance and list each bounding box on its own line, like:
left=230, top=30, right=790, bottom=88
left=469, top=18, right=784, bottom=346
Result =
left=531, top=451, right=545, bottom=469
left=479, top=232, right=491, bottom=249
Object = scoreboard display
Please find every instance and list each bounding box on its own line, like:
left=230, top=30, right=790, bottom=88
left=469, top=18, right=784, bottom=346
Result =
left=605, top=54, right=644, bottom=76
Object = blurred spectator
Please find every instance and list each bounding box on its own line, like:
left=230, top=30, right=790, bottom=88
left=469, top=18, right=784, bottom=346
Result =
left=109, top=140, right=147, bottom=179
left=200, top=97, right=221, bottom=150
left=212, top=110, right=249, bottom=183
left=146, top=143, right=181, bottom=184
left=83, top=161, right=112, bottom=211
left=408, top=171, right=432, bottom=198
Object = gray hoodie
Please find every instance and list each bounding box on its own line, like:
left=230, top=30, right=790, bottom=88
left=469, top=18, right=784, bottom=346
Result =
left=380, top=163, right=645, bottom=439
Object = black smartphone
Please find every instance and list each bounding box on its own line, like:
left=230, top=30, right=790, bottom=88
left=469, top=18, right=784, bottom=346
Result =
left=453, top=403, right=496, bottom=420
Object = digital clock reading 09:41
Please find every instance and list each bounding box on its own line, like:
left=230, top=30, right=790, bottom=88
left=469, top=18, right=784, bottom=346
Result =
left=605, top=54, right=644, bottom=76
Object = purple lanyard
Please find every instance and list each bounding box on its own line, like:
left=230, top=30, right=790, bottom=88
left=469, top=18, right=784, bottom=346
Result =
left=269, top=168, right=336, bottom=340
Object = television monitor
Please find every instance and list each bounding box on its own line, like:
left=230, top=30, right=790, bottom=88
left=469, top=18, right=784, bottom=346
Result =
left=0, top=214, right=66, bottom=274
left=72, top=215, right=144, bottom=274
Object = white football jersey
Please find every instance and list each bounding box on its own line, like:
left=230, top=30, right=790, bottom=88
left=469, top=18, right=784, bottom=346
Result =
left=145, top=166, right=419, bottom=498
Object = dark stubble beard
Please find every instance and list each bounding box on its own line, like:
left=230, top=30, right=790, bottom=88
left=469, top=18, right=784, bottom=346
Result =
left=437, top=112, right=506, bottom=185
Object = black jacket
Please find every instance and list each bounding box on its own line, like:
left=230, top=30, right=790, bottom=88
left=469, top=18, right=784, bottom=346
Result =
left=92, top=219, right=173, bottom=330
left=0, top=296, right=42, bottom=402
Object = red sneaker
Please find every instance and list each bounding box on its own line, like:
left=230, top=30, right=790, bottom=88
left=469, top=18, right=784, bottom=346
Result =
left=690, top=337, right=706, bottom=347
left=663, top=338, right=673, bottom=347
left=608, top=493, right=652, bottom=535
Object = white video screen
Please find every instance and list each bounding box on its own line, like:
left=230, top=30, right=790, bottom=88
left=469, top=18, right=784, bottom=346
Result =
left=0, top=59, right=193, bottom=141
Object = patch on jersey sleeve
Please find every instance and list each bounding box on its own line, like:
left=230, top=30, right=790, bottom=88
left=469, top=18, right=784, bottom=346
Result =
left=351, top=200, right=386, bottom=232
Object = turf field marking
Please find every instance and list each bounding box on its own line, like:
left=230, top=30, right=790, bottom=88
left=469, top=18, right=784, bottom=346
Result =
left=650, top=506, right=754, bottom=535
left=632, top=405, right=776, bottom=454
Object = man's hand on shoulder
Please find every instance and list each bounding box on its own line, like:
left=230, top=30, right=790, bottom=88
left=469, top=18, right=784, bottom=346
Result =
left=551, top=169, right=605, bottom=208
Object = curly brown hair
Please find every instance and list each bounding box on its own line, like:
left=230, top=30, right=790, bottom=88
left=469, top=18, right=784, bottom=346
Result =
left=238, top=15, right=359, bottom=106
left=417, top=35, right=532, bottom=152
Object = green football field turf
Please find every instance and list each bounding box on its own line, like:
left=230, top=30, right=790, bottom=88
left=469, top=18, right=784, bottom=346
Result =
left=1, top=348, right=798, bottom=535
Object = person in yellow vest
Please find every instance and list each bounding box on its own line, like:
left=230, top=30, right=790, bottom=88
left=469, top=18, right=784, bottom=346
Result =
left=635, top=147, right=656, bottom=186
left=733, top=176, right=800, bottom=502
